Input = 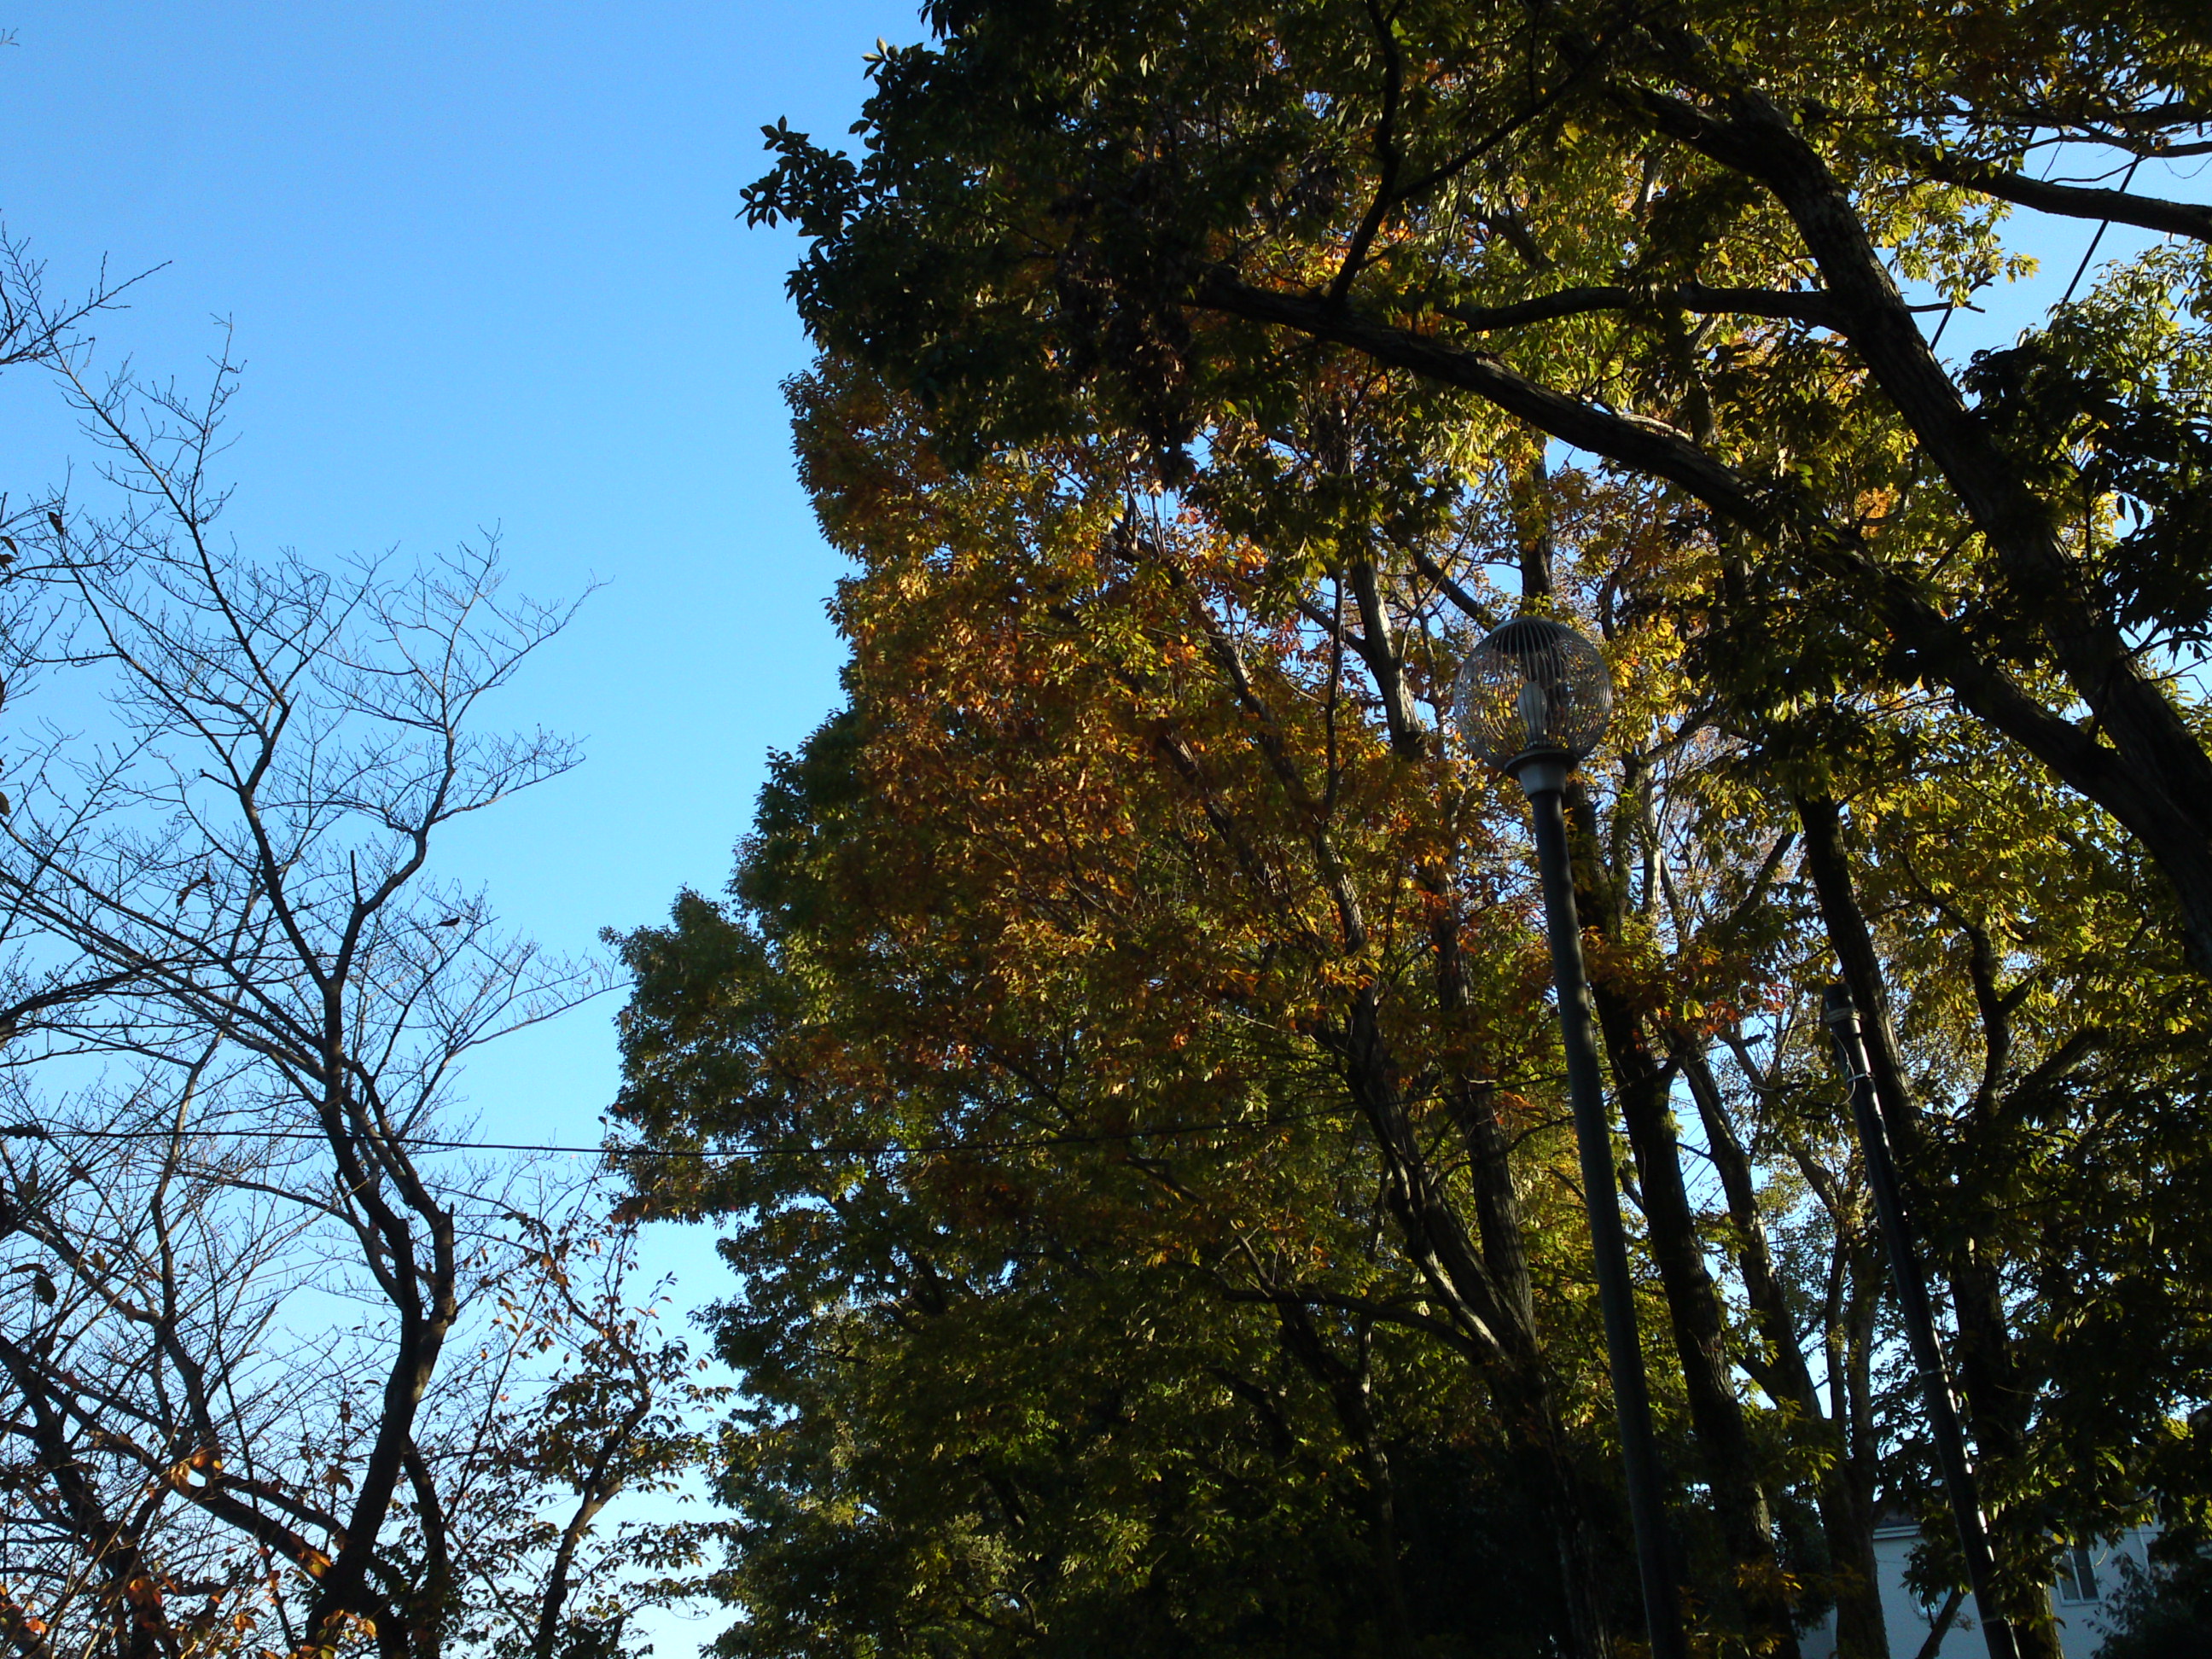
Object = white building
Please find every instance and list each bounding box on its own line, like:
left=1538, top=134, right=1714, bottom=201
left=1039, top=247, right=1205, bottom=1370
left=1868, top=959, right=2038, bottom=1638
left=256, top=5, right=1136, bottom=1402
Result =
left=1798, top=1522, right=2158, bottom=1658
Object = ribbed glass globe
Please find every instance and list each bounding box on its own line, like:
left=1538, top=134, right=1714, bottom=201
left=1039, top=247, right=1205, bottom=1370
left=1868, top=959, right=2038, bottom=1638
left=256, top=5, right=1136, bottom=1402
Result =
left=1452, top=616, right=1614, bottom=770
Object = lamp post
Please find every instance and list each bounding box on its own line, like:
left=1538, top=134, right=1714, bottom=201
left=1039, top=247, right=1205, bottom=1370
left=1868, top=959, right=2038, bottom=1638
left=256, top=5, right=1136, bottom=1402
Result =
left=1823, top=987, right=2020, bottom=1659
left=1454, top=617, right=1688, bottom=1659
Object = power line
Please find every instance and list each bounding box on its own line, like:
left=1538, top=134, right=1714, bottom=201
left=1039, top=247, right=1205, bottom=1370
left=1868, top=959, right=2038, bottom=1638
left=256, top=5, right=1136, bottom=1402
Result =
left=0, top=1098, right=1370, bottom=1162
left=2058, top=154, right=2144, bottom=307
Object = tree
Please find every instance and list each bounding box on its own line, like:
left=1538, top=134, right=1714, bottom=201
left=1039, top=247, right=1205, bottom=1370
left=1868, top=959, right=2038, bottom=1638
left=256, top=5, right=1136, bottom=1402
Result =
left=739, top=0, right=2212, bottom=973
left=614, top=357, right=1902, bottom=1656
left=613, top=365, right=1660, bottom=1656
left=0, top=265, right=716, bottom=1658
left=617, top=332, right=2212, bottom=1659
left=713, top=15, right=2212, bottom=1646
left=2093, top=1544, right=2212, bottom=1659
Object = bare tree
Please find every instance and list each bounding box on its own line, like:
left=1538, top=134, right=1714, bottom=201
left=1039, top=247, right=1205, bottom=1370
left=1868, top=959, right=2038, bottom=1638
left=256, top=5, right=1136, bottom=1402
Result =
left=0, top=279, right=718, bottom=1659
left=0, top=225, right=154, bottom=776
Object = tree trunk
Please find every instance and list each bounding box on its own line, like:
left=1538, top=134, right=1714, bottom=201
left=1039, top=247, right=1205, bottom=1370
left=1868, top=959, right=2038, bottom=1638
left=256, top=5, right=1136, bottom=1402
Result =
left=1678, top=1045, right=1889, bottom=1657
left=1425, top=861, right=1539, bottom=1334
left=1566, top=785, right=1801, bottom=1656
left=1795, top=795, right=2063, bottom=1659
left=1337, top=981, right=1618, bottom=1659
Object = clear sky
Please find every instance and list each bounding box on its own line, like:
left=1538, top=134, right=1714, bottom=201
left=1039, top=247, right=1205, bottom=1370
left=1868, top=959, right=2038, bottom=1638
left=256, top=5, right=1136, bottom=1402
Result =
left=1, top=9, right=916, bottom=1641
left=2, top=6, right=2201, bottom=1647
left=0, top=0, right=920, bottom=1278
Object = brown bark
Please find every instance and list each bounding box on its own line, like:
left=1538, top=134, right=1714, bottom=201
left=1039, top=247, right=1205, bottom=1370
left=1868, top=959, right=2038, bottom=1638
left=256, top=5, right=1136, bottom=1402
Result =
left=531, top=1416, right=647, bottom=1659
left=1562, top=783, right=1802, bottom=1656
left=1336, top=983, right=1617, bottom=1659
left=299, top=1090, right=462, bottom=1656
left=1794, top=795, right=2061, bottom=1659
left=1894, top=140, right=2212, bottom=244
left=1423, top=864, right=1626, bottom=1658
left=1510, top=446, right=1558, bottom=600
left=1678, top=1045, right=1889, bottom=1657
left=1425, top=863, right=1540, bottom=1336
left=1346, top=552, right=1425, bottom=758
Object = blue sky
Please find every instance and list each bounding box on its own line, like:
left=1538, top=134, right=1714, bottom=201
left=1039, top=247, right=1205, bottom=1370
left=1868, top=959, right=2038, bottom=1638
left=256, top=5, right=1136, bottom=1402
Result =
left=2, top=7, right=2203, bottom=1644
left=2, top=2, right=2186, bottom=1188
left=1, top=9, right=926, bottom=1644
left=0, top=1, right=920, bottom=1272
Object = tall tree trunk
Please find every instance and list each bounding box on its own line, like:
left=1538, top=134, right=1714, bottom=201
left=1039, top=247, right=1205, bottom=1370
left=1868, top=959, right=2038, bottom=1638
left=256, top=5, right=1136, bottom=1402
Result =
left=1426, top=860, right=1621, bottom=1657
left=1678, top=1044, right=1889, bottom=1657
left=1180, top=555, right=1619, bottom=1656
left=1510, top=445, right=1558, bottom=601
left=1795, top=795, right=2062, bottom=1659
left=1337, top=981, right=1618, bottom=1659
left=1566, top=784, right=1801, bottom=1657
left=1424, top=861, right=1537, bottom=1333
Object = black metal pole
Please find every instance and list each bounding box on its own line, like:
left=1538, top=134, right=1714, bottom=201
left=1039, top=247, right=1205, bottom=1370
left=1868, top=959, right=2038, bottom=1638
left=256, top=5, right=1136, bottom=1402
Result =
left=1521, top=764, right=1689, bottom=1659
left=1822, top=985, right=2020, bottom=1659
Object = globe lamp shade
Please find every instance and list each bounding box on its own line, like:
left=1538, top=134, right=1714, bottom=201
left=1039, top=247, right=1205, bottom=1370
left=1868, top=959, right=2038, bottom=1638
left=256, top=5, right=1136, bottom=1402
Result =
left=1452, top=616, right=1614, bottom=771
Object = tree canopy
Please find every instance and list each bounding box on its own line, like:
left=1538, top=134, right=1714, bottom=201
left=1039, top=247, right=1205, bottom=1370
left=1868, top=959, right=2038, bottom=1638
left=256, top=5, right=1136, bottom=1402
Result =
left=740, top=0, right=2212, bottom=973
left=607, top=5, right=2212, bottom=1656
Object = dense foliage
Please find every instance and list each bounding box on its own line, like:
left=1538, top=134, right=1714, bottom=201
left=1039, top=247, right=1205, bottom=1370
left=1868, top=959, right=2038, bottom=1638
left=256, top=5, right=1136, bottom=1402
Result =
left=740, top=0, right=2212, bottom=971
left=2093, top=1544, right=2212, bottom=1658
left=612, top=3, right=2212, bottom=1656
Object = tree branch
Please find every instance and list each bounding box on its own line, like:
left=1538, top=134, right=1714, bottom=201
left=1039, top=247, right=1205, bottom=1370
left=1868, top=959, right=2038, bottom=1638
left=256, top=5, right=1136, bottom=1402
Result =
left=1898, top=139, right=2212, bottom=244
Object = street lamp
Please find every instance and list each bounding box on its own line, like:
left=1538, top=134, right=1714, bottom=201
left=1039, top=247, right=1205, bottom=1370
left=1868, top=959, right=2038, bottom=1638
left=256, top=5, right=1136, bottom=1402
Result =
left=1455, top=616, right=1688, bottom=1659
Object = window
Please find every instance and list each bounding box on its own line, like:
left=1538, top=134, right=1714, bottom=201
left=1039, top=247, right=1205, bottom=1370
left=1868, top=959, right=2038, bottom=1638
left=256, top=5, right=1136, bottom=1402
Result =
left=2055, top=1543, right=2100, bottom=1604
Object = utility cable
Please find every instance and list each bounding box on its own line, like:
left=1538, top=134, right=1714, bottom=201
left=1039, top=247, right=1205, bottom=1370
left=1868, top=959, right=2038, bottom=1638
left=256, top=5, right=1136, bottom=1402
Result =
left=0, top=1096, right=1386, bottom=1162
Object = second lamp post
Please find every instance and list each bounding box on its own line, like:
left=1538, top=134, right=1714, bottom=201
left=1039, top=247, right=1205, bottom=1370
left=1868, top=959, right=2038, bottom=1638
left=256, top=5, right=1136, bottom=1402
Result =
left=1454, top=616, right=1688, bottom=1659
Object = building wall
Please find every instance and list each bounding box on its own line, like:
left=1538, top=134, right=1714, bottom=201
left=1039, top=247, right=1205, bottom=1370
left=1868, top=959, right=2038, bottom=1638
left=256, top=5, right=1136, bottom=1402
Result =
left=1797, top=1525, right=2156, bottom=1659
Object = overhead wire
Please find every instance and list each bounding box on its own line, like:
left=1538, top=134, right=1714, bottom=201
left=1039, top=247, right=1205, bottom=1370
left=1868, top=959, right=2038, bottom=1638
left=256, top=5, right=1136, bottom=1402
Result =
left=0, top=1094, right=1390, bottom=1162
left=2058, top=154, right=2145, bottom=307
